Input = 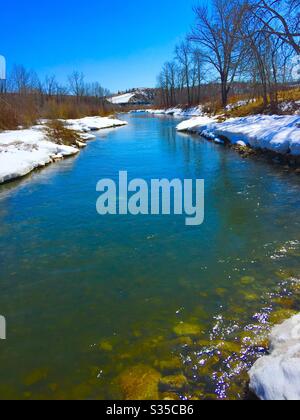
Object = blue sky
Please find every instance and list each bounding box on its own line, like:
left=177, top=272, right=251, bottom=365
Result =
left=0, top=0, right=199, bottom=92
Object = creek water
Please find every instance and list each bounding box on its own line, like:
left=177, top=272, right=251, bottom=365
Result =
left=0, top=114, right=300, bottom=400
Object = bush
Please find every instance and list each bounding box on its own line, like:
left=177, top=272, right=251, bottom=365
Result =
left=44, top=120, right=82, bottom=146
left=0, top=92, right=116, bottom=131
left=0, top=95, right=38, bottom=130
left=0, top=102, right=19, bottom=130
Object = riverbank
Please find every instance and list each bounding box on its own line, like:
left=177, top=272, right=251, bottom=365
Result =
left=0, top=116, right=127, bottom=184
left=177, top=114, right=300, bottom=155
left=176, top=114, right=300, bottom=170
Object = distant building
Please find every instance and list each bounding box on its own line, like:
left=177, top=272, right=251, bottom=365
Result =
left=0, top=55, right=6, bottom=93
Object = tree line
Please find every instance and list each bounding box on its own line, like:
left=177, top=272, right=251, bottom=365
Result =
left=3, top=66, right=110, bottom=99
left=156, top=0, right=300, bottom=111
left=0, top=66, right=113, bottom=130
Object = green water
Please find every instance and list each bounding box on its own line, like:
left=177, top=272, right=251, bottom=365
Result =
left=0, top=114, right=300, bottom=400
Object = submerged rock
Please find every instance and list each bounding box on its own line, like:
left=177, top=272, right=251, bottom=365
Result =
left=215, top=340, right=241, bottom=355
left=240, top=276, right=255, bottom=285
left=215, top=288, right=227, bottom=297
left=117, top=365, right=161, bottom=400
left=24, top=368, right=49, bottom=387
left=173, top=322, right=203, bottom=337
left=155, top=357, right=182, bottom=373
left=269, top=309, right=298, bottom=325
left=161, top=392, right=180, bottom=400
left=99, top=340, right=113, bottom=352
left=239, top=331, right=269, bottom=349
left=272, top=297, right=295, bottom=309
left=197, top=338, right=240, bottom=353
left=160, top=374, right=188, bottom=392
left=249, top=313, right=300, bottom=400
left=240, top=291, right=259, bottom=301
left=170, top=336, right=194, bottom=348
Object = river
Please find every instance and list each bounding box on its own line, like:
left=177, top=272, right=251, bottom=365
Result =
left=0, top=113, right=300, bottom=400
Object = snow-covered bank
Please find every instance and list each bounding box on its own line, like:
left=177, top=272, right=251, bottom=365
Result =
left=177, top=115, right=300, bottom=157
left=63, top=116, right=128, bottom=133
left=249, top=313, right=300, bottom=400
left=0, top=116, right=127, bottom=184
left=0, top=128, right=78, bottom=184
left=176, top=116, right=217, bottom=132
left=132, top=106, right=204, bottom=118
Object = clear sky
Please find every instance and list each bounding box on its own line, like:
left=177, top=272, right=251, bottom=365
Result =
left=0, top=0, right=199, bottom=93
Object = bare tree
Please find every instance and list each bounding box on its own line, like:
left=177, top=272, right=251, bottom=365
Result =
left=192, top=49, right=205, bottom=104
left=253, top=0, right=300, bottom=54
left=43, top=75, right=58, bottom=97
left=175, top=41, right=192, bottom=105
left=157, top=63, right=172, bottom=107
left=85, top=82, right=110, bottom=98
left=190, top=0, right=248, bottom=108
left=68, top=71, right=86, bottom=98
left=9, top=65, right=40, bottom=94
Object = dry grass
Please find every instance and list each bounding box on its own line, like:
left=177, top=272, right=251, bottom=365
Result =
left=278, top=87, right=300, bottom=102
left=0, top=93, right=116, bottom=131
left=225, top=99, right=266, bottom=117
left=41, top=99, right=115, bottom=120
left=222, top=87, right=300, bottom=117
left=44, top=120, right=81, bottom=146
left=0, top=95, right=39, bottom=130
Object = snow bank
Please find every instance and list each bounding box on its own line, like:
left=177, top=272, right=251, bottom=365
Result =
left=0, top=116, right=127, bottom=184
left=133, top=106, right=204, bottom=117
left=0, top=128, right=78, bottom=184
left=63, top=116, right=127, bottom=133
left=249, top=313, right=300, bottom=400
left=164, top=107, right=204, bottom=117
left=177, top=116, right=217, bottom=132
left=177, top=114, right=300, bottom=156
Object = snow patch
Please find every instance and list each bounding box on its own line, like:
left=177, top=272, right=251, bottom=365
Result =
left=249, top=313, right=300, bottom=400
left=225, top=99, right=256, bottom=112
left=63, top=116, right=127, bottom=132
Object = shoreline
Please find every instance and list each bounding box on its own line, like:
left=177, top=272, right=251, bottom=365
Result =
left=176, top=114, right=300, bottom=158
left=188, top=130, right=300, bottom=174
left=135, top=109, right=300, bottom=172
left=0, top=116, right=127, bottom=185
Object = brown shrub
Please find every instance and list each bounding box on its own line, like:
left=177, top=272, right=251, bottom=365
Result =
left=44, top=120, right=81, bottom=146
left=0, top=92, right=116, bottom=131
